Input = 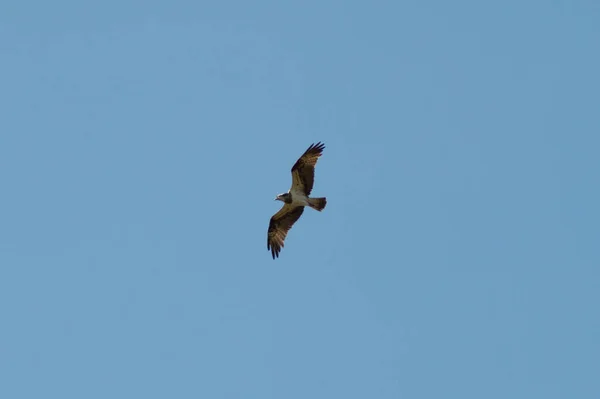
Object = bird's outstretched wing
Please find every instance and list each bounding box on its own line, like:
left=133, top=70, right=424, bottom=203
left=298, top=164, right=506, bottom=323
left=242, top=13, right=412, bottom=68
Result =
left=291, top=142, right=325, bottom=196
left=267, top=204, right=305, bottom=259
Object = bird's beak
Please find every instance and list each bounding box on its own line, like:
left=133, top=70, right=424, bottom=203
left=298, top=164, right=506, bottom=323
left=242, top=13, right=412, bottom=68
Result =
left=274, top=197, right=278, bottom=201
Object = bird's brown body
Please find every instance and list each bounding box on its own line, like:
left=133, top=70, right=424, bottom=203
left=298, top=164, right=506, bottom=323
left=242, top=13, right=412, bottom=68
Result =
left=267, top=142, right=327, bottom=259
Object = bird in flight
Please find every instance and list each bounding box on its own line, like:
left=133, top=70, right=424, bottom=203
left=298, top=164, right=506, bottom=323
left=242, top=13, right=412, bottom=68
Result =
left=267, top=142, right=327, bottom=259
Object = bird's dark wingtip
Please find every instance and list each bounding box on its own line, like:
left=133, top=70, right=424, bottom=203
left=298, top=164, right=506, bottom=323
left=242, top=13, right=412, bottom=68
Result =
left=308, top=141, right=325, bottom=153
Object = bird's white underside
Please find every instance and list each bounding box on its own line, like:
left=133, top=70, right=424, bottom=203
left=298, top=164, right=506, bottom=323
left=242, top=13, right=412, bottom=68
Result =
left=290, top=188, right=310, bottom=207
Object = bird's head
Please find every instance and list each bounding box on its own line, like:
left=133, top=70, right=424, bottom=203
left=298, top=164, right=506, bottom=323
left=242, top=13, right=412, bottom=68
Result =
left=275, top=193, right=290, bottom=202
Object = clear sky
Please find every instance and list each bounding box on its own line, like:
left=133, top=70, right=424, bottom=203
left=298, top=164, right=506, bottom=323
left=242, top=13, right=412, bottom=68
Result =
left=1, top=1, right=599, bottom=398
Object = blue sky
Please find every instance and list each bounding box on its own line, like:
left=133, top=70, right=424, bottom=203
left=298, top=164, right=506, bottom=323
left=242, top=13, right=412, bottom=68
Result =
left=1, top=1, right=599, bottom=398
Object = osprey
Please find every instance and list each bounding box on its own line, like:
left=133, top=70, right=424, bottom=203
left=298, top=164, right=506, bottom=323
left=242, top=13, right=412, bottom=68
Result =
left=267, top=142, right=327, bottom=259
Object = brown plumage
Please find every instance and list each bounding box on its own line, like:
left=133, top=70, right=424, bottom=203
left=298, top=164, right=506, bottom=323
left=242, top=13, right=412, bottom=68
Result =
left=267, top=205, right=304, bottom=259
left=267, top=142, right=327, bottom=259
left=290, top=142, right=325, bottom=196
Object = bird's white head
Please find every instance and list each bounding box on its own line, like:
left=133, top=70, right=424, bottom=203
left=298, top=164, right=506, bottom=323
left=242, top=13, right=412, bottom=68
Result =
left=275, top=193, right=290, bottom=202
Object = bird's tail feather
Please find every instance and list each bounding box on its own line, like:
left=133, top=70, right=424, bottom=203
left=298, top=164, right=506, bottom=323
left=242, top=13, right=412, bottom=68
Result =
left=308, top=197, right=327, bottom=211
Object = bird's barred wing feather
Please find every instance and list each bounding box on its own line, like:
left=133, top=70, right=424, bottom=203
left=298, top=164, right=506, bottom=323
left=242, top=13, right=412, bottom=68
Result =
left=291, top=142, right=325, bottom=196
left=267, top=204, right=305, bottom=259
